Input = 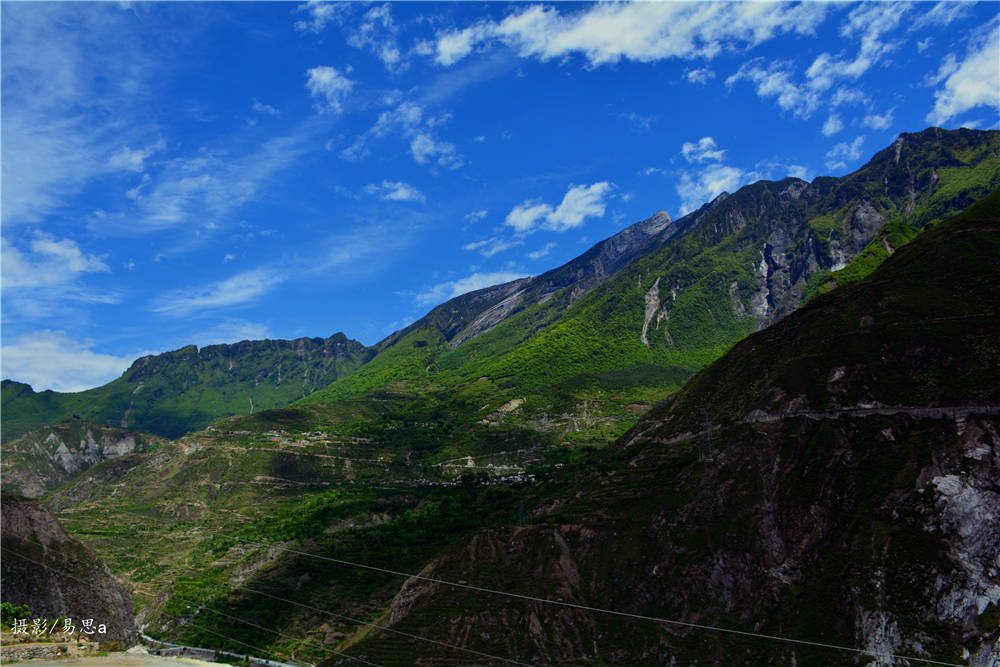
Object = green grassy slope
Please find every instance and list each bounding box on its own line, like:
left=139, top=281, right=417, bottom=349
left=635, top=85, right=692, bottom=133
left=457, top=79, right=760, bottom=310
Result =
left=2, top=334, right=372, bottom=442
left=299, top=129, right=1000, bottom=454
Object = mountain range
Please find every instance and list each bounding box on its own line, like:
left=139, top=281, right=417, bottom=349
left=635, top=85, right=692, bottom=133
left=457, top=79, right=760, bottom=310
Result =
left=2, top=127, right=998, bottom=666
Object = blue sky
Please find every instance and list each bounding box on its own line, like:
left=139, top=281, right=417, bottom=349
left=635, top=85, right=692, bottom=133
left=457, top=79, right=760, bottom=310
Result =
left=2, top=1, right=998, bottom=392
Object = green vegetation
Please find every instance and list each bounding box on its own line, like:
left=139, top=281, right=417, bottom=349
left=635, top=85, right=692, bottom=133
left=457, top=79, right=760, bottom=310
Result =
left=1, top=334, right=372, bottom=443
left=5, top=129, right=999, bottom=666
left=1, top=602, right=32, bottom=628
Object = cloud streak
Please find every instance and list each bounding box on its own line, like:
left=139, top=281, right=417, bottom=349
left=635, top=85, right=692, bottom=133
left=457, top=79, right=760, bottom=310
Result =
left=429, top=2, right=827, bottom=67
left=416, top=271, right=530, bottom=308
left=505, top=182, right=613, bottom=234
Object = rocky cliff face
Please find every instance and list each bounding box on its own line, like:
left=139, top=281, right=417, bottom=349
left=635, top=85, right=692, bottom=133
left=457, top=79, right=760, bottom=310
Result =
left=1, top=419, right=165, bottom=498
left=1, top=497, right=138, bottom=646
left=347, top=190, right=1000, bottom=665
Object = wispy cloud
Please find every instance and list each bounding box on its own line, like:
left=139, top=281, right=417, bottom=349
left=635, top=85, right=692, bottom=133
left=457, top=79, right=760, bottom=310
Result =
left=305, top=65, right=355, bottom=113
left=2, top=234, right=109, bottom=288
left=675, top=137, right=756, bottom=215
left=505, top=182, right=613, bottom=234
left=416, top=271, right=530, bottom=308
left=527, top=242, right=556, bottom=260
left=294, top=1, right=348, bottom=34
left=427, top=2, right=827, bottom=67
left=804, top=3, right=907, bottom=92
left=342, top=100, right=464, bottom=169
left=726, top=59, right=820, bottom=118
left=685, top=68, right=715, bottom=85
left=926, top=19, right=999, bottom=126
left=822, top=114, right=843, bottom=136
left=681, top=137, right=725, bottom=163
left=1, top=4, right=159, bottom=225
left=252, top=100, right=281, bottom=117
left=825, top=135, right=866, bottom=171
left=862, top=109, right=894, bottom=131
left=152, top=268, right=285, bottom=316
left=363, top=180, right=426, bottom=203
left=462, top=237, right=523, bottom=258
left=1, top=330, right=136, bottom=392
left=346, top=4, right=405, bottom=72
left=110, top=125, right=319, bottom=236
left=464, top=209, right=488, bottom=223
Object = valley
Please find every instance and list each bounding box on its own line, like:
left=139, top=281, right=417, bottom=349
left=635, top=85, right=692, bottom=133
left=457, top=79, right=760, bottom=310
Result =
left=3, top=129, right=1000, bottom=666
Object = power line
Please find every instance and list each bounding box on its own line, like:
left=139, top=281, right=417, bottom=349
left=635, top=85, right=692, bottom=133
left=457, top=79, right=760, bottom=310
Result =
left=53, top=505, right=969, bottom=667
left=239, top=585, right=535, bottom=667
left=261, top=542, right=965, bottom=667
left=197, top=607, right=386, bottom=667
left=0, top=546, right=350, bottom=667
left=164, top=616, right=310, bottom=667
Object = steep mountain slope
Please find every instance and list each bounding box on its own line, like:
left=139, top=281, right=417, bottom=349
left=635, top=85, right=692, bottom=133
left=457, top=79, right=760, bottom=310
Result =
left=335, top=188, right=1000, bottom=666
left=1, top=333, right=372, bottom=442
left=1, top=496, right=138, bottom=645
left=299, top=128, right=999, bottom=451
left=0, top=418, right=166, bottom=498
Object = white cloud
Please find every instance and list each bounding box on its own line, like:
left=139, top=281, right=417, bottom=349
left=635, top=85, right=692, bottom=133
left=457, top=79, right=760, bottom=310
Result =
left=911, top=2, right=970, bottom=31
left=805, top=3, right=907, bottom=92
left=2, top=233, right=109, bottom=288
left=0, top=3, right=157, bottom=225
left=548, top=182, right=613, bottom=231
left=640, top=167, right=663, bottom=177
left=504, top=182, right=613, bottom=234
left=416, top=271, right=530, bottom=307
left=152, top=268, right=284, bottom=316
left=825, top=135, right=866, bottom=171
left=527, top=242, right=556, bottom=260
left=1, top=331, right=135, bottom=392
left=462, top=237, right=523, bottom=258
left=682, top=137, right=725, bottom=163
left=917, top=37, right=933, bottom=54
left=926, top=21, right=1000, bottom=125
left=363, top=180, right=426, bottom=203
left=429, top=2, right=827, bottom=68
left=294, top=1, right=348, bottom=33
left=116, top=128, right=316, bottom=235
left=677, top=163, right=747, bottom=216
left=434, top=21, right=494, bottom=66
left=786, top=165, right=810, bottom=181
left=726, top=60, right=820, bottom=118
left=252, top=100, right=280, bottom=117
left=822, top=114, right=843, bottom=136
left=346, top=4, right=405, bottom=71
left=473, top=135, right=486, bottom=143
left=410, top=132, right=463, bottom=168
left=464, top=209, right=488, bottom=222
left=685, top=68, right=715, bottom=85
left=305, top=66, right=354, bottom=113
left=107, top=138, right=166, bottom=172
left=506, top=200, right=552, bottom=234
left=863, top=109, right=894, bottom=131
left=830, top=87, right=868, bottom=107
left=345, top=100, right=465, bottom=169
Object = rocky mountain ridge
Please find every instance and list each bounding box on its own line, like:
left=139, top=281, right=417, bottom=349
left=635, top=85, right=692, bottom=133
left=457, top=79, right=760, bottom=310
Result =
left=0, top=418, right=166, bottom=498
left=333, top=187, right=1000, bottom=666
left=1, top=333, right=373, bottom=442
